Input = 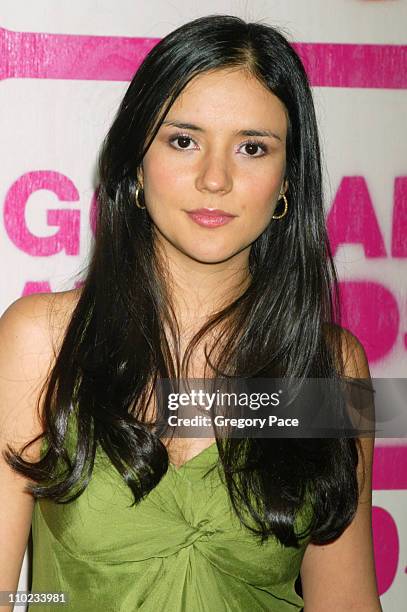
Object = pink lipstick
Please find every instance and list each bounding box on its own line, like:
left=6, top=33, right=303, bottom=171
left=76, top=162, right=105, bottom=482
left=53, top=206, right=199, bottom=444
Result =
left=186, top=208, right=236, bottom=228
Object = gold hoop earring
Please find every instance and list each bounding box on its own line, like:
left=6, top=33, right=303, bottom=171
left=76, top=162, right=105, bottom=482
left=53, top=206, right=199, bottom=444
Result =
left=272, top=193, right=288, bottom=219
left=135, top=184, right=146, bottom=209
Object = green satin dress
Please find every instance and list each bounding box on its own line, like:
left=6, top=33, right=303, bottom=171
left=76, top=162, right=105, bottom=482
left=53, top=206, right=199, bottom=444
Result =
left=29, top=416, right=313, bottom=612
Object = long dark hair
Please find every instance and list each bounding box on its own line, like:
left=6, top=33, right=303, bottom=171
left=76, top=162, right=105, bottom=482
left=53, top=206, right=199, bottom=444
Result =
left=5, top=14, right=367, bottom=549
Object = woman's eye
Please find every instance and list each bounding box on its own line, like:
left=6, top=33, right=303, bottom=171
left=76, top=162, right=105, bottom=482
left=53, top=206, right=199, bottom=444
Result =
left=169, top=134, right=196, bottom=150
left=239, top=141, right=268, bottom=157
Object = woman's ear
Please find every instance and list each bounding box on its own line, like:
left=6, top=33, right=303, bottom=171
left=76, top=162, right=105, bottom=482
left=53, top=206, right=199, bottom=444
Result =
left=136, top=166, right=144, bottom=188
left=281, top=179, right=288, bottom=195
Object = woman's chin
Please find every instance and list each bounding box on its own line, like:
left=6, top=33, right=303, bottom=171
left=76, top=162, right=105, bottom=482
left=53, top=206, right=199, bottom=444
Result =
left=182, top=246, right=243, bottom=265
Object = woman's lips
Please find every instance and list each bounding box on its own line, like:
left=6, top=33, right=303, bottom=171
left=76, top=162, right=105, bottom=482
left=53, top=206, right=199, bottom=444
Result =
left=186, top=210, right=236, bottom=228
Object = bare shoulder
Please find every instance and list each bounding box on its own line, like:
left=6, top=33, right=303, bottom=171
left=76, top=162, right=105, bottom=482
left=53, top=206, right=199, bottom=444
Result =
left=0, top=287, right=82, bottom=461
left=322, top=322, right=370, bottom=379
left=339, top=327, right=370, bottom=378
left=0, top=287, right=82, bottom=382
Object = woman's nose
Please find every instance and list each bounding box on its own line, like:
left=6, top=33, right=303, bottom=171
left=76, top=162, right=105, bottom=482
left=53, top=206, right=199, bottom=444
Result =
left=195, top=149, right=233, bottom=195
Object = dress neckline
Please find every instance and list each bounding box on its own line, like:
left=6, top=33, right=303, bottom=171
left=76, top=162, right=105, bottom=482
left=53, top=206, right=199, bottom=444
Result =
left=168, top=441, right=218, bottom=472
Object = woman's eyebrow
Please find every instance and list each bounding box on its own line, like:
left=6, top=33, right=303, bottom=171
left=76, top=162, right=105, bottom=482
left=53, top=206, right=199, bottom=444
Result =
left=161, top=120, right=282, bottom=142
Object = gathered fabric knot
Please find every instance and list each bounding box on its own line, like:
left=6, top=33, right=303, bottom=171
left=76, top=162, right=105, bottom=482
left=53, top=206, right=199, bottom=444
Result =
left=190, top=518, right=223, bottom=540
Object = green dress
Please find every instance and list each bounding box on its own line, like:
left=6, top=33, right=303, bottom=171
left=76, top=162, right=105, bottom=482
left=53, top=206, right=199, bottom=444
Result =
left=29, top=418, right=313, bottom=611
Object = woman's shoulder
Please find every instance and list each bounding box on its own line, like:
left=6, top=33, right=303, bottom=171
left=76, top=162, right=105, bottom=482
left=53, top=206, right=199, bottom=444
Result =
left=0, top=288, right=82, bottom=462
left=322, top=322, right=369, bottom=378
left=45, top=287, right=83, bottom=349
left=1, top=287, right=82, bottom=352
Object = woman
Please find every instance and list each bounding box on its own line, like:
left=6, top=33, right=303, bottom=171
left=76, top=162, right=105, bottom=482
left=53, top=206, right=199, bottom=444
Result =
left=0, top=14, right=381, bottom=612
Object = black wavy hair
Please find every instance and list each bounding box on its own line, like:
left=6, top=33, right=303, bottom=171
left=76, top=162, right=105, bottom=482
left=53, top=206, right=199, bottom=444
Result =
left=5, top=14, right=369, bottom=549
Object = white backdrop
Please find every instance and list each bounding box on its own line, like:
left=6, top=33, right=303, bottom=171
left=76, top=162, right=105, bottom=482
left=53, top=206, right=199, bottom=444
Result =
left=1, top=1, right=406, bottom=610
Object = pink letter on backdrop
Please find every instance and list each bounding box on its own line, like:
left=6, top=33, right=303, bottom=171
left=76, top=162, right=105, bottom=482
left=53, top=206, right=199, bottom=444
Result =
left=372, top=506, right=400, bottom=596
left=22, top=281, right=51, bottom=296
left=372, top=446, right=407, bottom=594
left=373, top=446, right=407, bottom=491
left=372, top=444, right=407, bottom=596
left=89, top=189, right=99, bottom=236
left=339, top=281, right=399, bottom=362
left=327, top=177, right=386, bottom=257
left=392, top=177, right=407, bottom=257
left=3, top=171, right=80, bottom=255
left=1, top=26, right=406, bottom=89
left=22, top=280, right=83, bottom=297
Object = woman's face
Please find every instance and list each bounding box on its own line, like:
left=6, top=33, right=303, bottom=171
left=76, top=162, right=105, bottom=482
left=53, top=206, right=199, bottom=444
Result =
left=139, top=67, right=288, bottom=265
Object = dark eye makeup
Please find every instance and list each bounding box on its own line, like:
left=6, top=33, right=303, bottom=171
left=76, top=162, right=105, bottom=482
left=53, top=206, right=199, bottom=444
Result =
left=167, top=132, right=269, bottom=157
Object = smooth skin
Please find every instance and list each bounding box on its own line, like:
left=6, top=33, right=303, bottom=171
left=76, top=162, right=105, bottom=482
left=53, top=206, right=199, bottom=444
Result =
left=0, top=66, right=381, bottom=610
left=139, top=67, right=288, bottom=330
